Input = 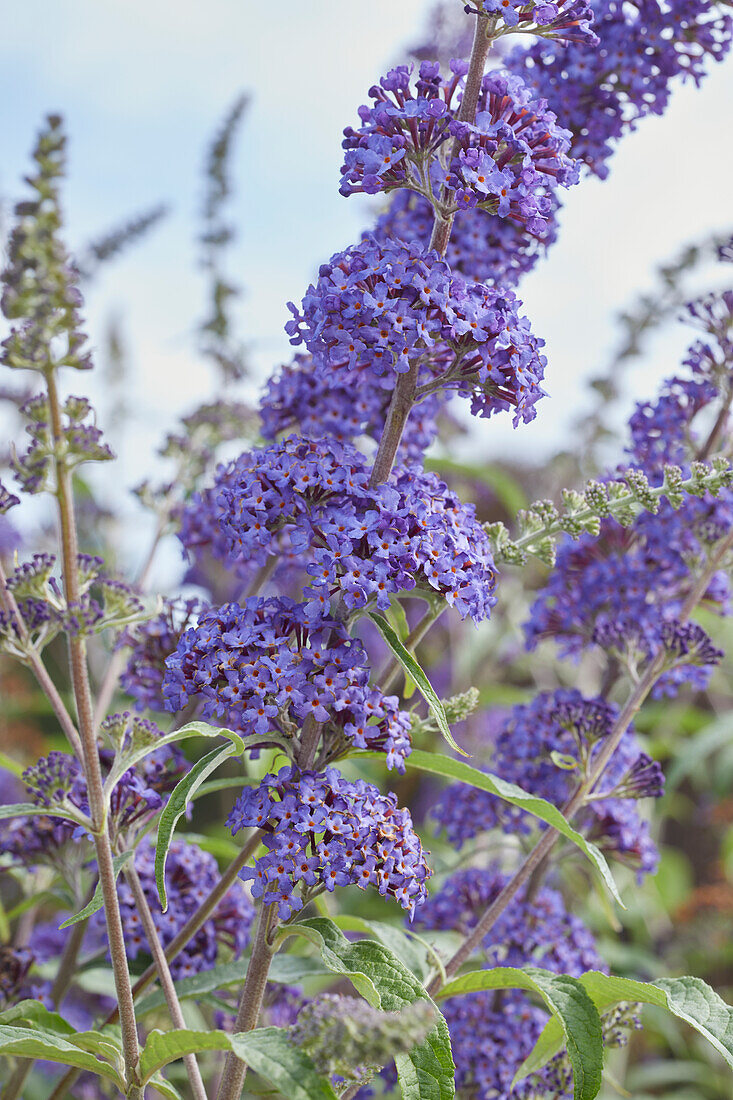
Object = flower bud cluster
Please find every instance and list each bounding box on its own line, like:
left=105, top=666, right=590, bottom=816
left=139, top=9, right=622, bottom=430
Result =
left=120, top=597, right=203, bottom=713
left=227, top=766, right=431, bottom=918
left=467, top=0, right=597, bottom=43
left=0, top=552, right=145, bottom=658
left=1, top=115, right=92, bottom=374
left=163, top=597, right=412, bottom=770
left=372, top=188, right=556, bottom=287
left=511, top=0, right=733, bottom=179
left=286, top=236, right=547, bottom=425
left=180, top=436, right=497, bottom=622
left=11, top=393, right=113, bottom=495
left=415, top=867, right=605, bottom=1099
left=2, top=735, right=184, bottom=866
left=290, top=994, right=436, bottom=1085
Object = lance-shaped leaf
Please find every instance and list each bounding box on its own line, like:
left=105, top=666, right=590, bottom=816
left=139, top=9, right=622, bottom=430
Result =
left=0, top=1025, right=124, bottom=1088
left=154, top=741, right=238, bottom=910
left=438, top=967, right=603, bottom=1100
left=369, top=611, right=467, bottom=756
left=102, top=719, right=284, bottom=802
left=388, top=749, right=624, bottom=908
left=0, top=801, right=90, bottom=828
left=288, top=918, right=455, bottom=1099
left=517, top=971, right=733, bottom=1083
left=59, top=851, right=133, bottom=929
left=139, top=1026, right=338, bottom=1098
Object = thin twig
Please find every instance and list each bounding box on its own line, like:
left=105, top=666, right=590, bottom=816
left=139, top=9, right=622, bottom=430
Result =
left=0, top=557, right=83, bottom=759
left=47, top=829, right=263, bottom=1100
left=46, top=369, right=142, bottom=1096
left=124, top=862, right=209, bottom=1100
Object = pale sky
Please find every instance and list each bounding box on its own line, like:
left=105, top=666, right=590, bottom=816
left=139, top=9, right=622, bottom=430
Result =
left=2, top=1, right=732, bottom=508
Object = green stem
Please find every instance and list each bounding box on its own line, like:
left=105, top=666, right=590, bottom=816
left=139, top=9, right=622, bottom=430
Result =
left=45, top=368, right=141, bottom=1093
left=125, top=863, right=209, bottom=1100
left=215, top=903, right=278, bottom=1100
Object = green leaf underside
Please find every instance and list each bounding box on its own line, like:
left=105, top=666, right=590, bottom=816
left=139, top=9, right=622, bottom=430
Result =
left=381, top=748, right=624, bottom=908
left=0, top=1025, right=124, bottom=1087
left=438, top=968, right=602, bottom=1100
left=0, top=801, right=87, bottom=825
left=154, top=742, right=237, bottom=910
left=291, top=918, right=455, bottom=1099
left=59, top=851, right=134, bottom=929
left=139, top=1026, right=337, bottom=1097
left=368, top=611, right=467, bottom=757
left=517, top=972, right=733, bottom=1083
left=135, top=955, right=330, bottom=1017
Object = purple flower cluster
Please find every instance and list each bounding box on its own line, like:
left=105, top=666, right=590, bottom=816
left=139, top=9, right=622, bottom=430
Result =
left=112, top=836, right=254, bottom=979
left=469, top=0, right=597, bottom=42
left=259, top=352, right=441, bottom=463
left=432, top=691, right=663, bottom=875
left=372, top=188, right=557, bottom=287
left=180, top=436, right=497, bottom=623
left=120, top=597, right=203, bottom=713
left=526, top=514, right=729, bottom=695
left=512, top=0, right=733, bottom=178
left=163, top=597, right=412, bottom=770
left=415, top=868, right=604, bottom=1099
left=286, top=236, right=547, bottom=425
left=227, top=765, right=431, bottom=918
left=528, top=304, right=733, bottom=694
left=340, top=64, right=578, bottom=238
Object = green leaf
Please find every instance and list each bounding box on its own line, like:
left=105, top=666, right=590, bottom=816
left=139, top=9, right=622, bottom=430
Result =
left=0, top=1025, right=124, bottom=1087
left=139, top=1026, right=338, bottom=1097
left=229, top=1027, right=339, bottom=1100
left=385, top=600, right=417, bottom=698
left=333, top=915, right=431, bottom=982
left=402, top=749, right=624, bottom=909
left=517, top=972, right=733, bottom=1082
left=438, top=967, right=603, bottom=1100
left=155, top=742, right=238, bottom=911
left=369, top=611, right=467, bottom=757
left=58, top=852, right=134, bottom=929
left=290, top=918, right=455, bottom=1099
left=146, top=1074, right=186, bottom=1100
left=102, top=719, right=288, bottom=803
left=139, top=1028, right=233, bottom=1079
left=0, top=1000, right=76, bottom=1034
left=0, top=801, right=89, bottom=827
left=135, top=955, right=330, bottom=1017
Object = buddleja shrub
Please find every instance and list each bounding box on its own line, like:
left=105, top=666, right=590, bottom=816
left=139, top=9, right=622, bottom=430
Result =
left=1, top=3, right=733, bottom=1099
